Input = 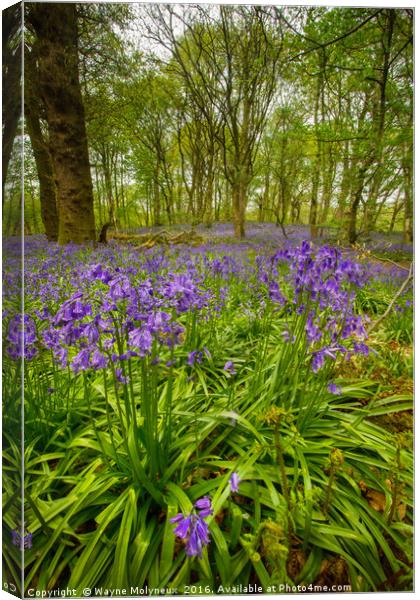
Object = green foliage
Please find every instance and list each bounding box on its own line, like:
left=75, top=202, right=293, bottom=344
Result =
left=3, top=249, right=413, bottom=593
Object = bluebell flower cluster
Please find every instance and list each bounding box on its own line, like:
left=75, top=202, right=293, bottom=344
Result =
left=6, top=314, right=38, bottom=360
left=170, top=496, right=213, bottom=558
left=4, top=233, right=409, bottom=385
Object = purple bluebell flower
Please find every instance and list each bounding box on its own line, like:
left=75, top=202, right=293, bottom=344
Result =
left=6, top=314, right=38, bottom=360
left=91, top=349, right=107, bottom=370
left=282, top=330, right=296, bottom=343
left=305, top=313, right=322, bottom=344
left=170, top=514, right=191, bottom=539
left=195, top=496, right=213, bottom=517
left=328, top=382, right=342, bottom=395
left=170, top=496, right=213, bottom=558
left=223, top=361, right=236, bottom=375
left=185, top=516, right=210, bottom=557
left=115, top=368, right=129, bottom=384
left=268, top=280, right=286, bottom=305
left=128, top=327, right=153, bottom=356
left=82, top=322, right=99, bottom=344
left=229, top=472, right=241, bottom=493
left=354, top=342, right=369, bottom=356
left=187, top=350, right=203, bottom=366
left=11, top=530, right=20, bottom=547
left=109, top=276, right=132, bottom=300
left=71, top=348, right=92, bottom=373
left=11, top=529, right=32, bottom=550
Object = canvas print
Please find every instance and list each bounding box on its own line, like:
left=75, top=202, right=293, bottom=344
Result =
left=2, top=1, right=413, bottom=597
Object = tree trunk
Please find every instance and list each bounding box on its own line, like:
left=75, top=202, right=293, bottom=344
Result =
left=365, top=10, right=395, bottom=234
left=388, top=197, right=402, bottom=233
left=153, top=165, right=162, bottom=226
left=2, top=5, right=22, bottom=203
left=337, top=148, right=350, bottom=222
left=309, top=51, right=325, bottom=239
left=232, top=179, right=246, bottom=238
left=321, top=146, right=335, bottom=224
left=203, top=162, right=214, bottom=226
left=347, top=166, right=367, bottom=244
left=25, top=47, right=59, bottom=241
left=28, top=4, right=96, bottom=245
left=402, top=151, right=413, bottom=243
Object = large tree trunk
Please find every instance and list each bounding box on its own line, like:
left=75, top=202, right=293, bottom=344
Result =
left=2, top=5, right=22, bottom=203
left=25, top=47, right=59, bottom=241
left=27, top=3, right=96, bottom=245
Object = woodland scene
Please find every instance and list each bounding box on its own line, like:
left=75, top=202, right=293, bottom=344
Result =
left=2, top=2, right=413, bottom=595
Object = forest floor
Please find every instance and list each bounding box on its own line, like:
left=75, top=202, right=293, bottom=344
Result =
left=2, top=223, right=414, bottom=593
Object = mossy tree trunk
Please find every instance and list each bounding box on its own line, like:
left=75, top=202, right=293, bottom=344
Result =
left=27, top=3, right=96, bottom=245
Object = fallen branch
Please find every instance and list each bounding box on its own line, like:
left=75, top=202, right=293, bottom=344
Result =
left=369, top=253, right=411, bottom=272
left=367, top=262, right=413, bottom=334
left=131, top=229, right=204, bottom=249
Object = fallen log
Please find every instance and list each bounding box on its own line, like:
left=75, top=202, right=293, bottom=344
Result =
left=134, top=230, right=204, bottom=249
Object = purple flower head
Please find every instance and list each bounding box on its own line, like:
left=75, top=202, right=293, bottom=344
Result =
left=187, top=350, right=203, bottom=366
left=115, top=368, right=129, bottom=384
left=109, top=276, right=132, bottom=301
left=6, top=315, right=38, bottom=361
left=229, top=472, right=241, bottom=493
left=305, top=313, right=322, bottom=344
left=170, top=514, right=191, bottom=539
left=128, top=327, right=153, bottom=357
left=91, top=349, right=107, bottom=370
left=185, top=516, right=209, bottom=558
left=82, top=322, right=99, bottom=344
left=223, top=360, right=236, bottom=376
left=328, top=382, right=342, bottom=395
left=268, top=280, right=287, bottom=305
left=282, top=330, right=296, bottom=344
left=11, top=529, right=32, bottom=550
left=170, top=496, right=213, bottom=558
left=71, top=348, right=91, bottom=373
left=354, top=342, right=369, bottom=356
left=11, top=530, right=20, bottom=547
left=7, top=314, right=37, bottom=346
left=195, top=496, right=213, bottom=517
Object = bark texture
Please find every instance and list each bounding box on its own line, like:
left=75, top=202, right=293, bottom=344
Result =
left=27, top=3, right=96, bottom=244
left=2, top=5, right=22, bottom=202
left=25, top=46, right=59, bottom=241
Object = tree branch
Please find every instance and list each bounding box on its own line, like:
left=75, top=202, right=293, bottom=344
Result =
left=367, top=262, right=413, bottom=334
